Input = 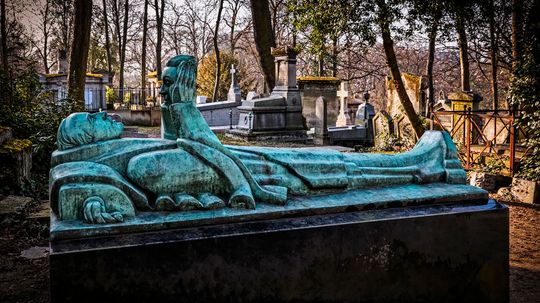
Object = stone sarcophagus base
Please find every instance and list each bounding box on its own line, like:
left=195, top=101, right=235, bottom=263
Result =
left=49, top=184, right=508, bottom=303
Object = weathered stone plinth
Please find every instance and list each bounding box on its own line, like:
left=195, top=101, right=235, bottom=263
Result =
left=50, top=184, right=508, bottom=303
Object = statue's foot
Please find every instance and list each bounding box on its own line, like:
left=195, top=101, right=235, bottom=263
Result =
left=174, top=193, right=204, bottom=210
left=196, top=193, right=225, bottom=210
left=83, top=196, right=123, bottom=224
left=229, top=187, right=256, bottom=210
left=155, top=194, right=176, bottom=211
left=156, top=193, right=204, bottom=211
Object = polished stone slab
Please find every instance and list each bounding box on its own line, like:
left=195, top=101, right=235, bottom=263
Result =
left=50, top=199, right=508, bottom=303
left=50, top=183, right=488, bottom=240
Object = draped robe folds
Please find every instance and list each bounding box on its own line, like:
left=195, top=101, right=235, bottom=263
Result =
left=50, top=127, right=460, bottom=209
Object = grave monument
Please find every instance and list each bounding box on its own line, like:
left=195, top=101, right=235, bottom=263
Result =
left=226, top=47, right=306, bottom=141
left=49, top=55, right=508, bottom=303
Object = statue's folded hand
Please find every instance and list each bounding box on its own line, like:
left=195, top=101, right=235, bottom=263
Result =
left=83, top=197, right=124, bottom=224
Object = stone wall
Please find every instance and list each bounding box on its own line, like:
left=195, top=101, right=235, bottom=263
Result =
left=107, top=109, right=161, bottom=126
left=298, top=77, right=340, bottom=129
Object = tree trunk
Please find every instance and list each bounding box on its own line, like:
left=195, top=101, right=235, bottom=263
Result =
left=119, top=0, right=129, bottom=95
left=376, top=0, right=425, bottom=139
left=0, top=0, right=7, bottom=71
left=318, top=52, right=324, bottom=76
left=212, top=0, right=224, bottom=102
left=42, top=0, right=51, bottom=74
left=141, top=0, right=148, bottom=101
left=154, top=0, right=164, bottom=79
left=331, top=36, right=337, bottom=77
left=250, top=0, right=275, bottom=92
left=511, top=0, right=523, bottom=70
left=456, top=13, right=470, bottom=91
left=424, top=19, right=438, bottom=116
left=102, top=0, right=112, bottom=74
left=67, top=0, right=93, bottom=110
left=489, top=0, right=498, bottom=110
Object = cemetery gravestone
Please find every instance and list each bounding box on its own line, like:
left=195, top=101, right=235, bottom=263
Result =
left=226, top=47, right=306, bottom=141
left=336, top=81, right=352, bottom=127
left=298, top=77, right=341, bottom=129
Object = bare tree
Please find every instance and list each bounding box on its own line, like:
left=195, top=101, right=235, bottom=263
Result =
left=212, top=0, right=224, bottom=101
left=102, top=0, right=113, bottom=74
left=141, top=0, right=148, bottom=97
left=456, top=13, right=470, bottom=91
left=154, top=0, right=164, bottom=78
left=67, top=0, right=93, bottom=109
left=1, top=0, right=7, bottom=70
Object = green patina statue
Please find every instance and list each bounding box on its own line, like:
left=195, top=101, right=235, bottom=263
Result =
left=49, top=55, right=466, bottom=225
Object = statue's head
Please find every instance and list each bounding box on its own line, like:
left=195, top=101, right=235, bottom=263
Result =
left=160, top=55, right=197, bottom=105
left=56, top=112, right=124, bottom=151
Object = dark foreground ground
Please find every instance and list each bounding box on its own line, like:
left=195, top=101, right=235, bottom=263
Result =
left=0, top=196, right=538, bottom=303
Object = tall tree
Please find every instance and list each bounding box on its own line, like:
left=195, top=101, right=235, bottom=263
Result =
left=375, top=0, right=425, bottom=138
left=52, top=0, right=74, bottom=53
left=511, top=0, right=523, bottom=70
left=67, top=0, right=93, bottom=109
left=488, top=0, right=498, bottom=109
left=212, top=0, right=224, bottom=101
left=111, top=0, right=129, bottom=91
left=102, top=0, right=112, bottom=74
left=154, top=0, right=165, bottom=78
left=455, top=13, right=471, bottom=91
left=141, top=0, right=148, bottom=99
left=0, top=0, right=7, bottom=71
left=250, top=0, right=275, bottom=92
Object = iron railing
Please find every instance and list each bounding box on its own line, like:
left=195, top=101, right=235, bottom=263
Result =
left=431, top=109, right=529, bottom=176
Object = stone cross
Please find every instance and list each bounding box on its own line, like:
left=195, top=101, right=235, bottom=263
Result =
left=227, top=64, right=241, bottom=102
left=336, top=81, right=352, bottom=127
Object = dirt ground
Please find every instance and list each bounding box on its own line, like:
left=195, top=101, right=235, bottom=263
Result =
left=0, top=197, right=538, bottom=302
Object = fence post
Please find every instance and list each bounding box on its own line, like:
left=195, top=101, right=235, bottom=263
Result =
left=509, top=109, right=516, bottom=176
left=466, top=107, right=471, bottom=169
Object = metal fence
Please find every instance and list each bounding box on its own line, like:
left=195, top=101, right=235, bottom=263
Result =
left=431, top=109, right=529, bottom=176
left=109, top=88, right=161, bottom=110
left=41, top=87, right=161, bottom=111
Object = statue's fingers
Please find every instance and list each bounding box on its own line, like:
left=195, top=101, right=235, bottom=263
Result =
left=83, top=202, right=93, bottom=223
left=90, top=202, right=105, bottom=224
left=111, top=212, right=124, bottom=222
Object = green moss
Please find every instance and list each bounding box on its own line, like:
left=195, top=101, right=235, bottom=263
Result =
left=1, top=139, right=32, bottom=153
left=297, top=76, right=340, bottom=81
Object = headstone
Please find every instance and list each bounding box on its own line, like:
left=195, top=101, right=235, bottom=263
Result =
left=196, top=96, right=207, bottom=104
left=336, top=81, right=352, bottom=127
left=314, top=96, right=329, bottom=145
left=355, top=91, right=375, bottom=126
left=227, top=65, right=241, bottom=102
left=385, top=73, right=426, bottom=143
left=469, top=171, right=512, bottom=193
left=483, top=115, right=510, bottom=145
left=510, top=178, right=540, bottom=204
left=298, top=77, right=340, bottom=128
